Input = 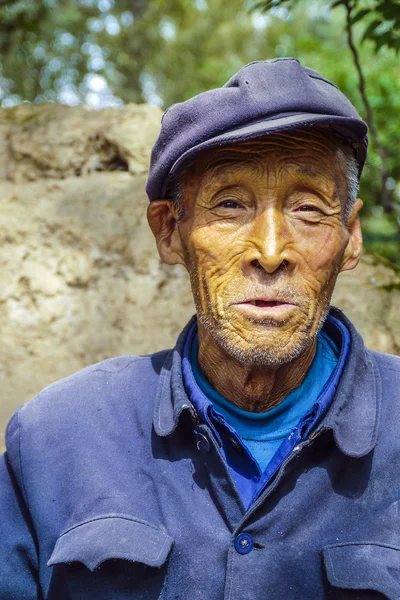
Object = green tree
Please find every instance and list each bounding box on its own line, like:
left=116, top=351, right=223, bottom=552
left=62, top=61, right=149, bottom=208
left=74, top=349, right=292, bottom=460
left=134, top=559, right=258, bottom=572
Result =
left=0, top=0, right=270, bottom=107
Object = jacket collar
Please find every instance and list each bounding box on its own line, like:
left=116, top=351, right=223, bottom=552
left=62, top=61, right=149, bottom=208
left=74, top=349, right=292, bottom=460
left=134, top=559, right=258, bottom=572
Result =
left=153, top=316, right=198, bottom=437
left=320, top=306, right=380, bottom=457
left=153, top=308, right=381, bottom=458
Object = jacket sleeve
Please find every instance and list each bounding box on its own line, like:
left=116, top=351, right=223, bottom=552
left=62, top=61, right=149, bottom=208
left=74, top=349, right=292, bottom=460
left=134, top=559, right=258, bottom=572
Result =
left=0, top=411, right=40, bottom=599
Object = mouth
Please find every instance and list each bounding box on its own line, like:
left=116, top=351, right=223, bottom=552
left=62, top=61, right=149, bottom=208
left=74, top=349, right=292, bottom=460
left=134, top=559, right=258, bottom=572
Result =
left=239, top=297, right=296, bottom=307
left=242, top=299, right=291, bottom=308
left=232, top=297, right=298, bottom=320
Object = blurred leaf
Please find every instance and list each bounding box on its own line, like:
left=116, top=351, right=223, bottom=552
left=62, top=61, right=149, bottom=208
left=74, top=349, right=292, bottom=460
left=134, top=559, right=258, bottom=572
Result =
left=361, top=18, right=384, bottom=42
left=376, top=0, right=400, bottom=22
left=251, top=0, right=292, bottom=11
left=349, top=8, right=370, bottom=26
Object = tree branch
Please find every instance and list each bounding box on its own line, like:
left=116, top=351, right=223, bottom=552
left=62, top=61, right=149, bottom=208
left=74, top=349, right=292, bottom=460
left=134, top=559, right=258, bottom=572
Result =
left=344, top=0, right=393, bottom=211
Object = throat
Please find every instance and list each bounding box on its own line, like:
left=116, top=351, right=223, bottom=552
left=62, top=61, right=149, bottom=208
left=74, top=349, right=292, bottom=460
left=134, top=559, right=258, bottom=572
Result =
left=196, top=323, right=317, bottom=413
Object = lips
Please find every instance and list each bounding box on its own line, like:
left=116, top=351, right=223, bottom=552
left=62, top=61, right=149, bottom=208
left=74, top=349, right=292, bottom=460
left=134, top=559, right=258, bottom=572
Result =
left=245, top=299, right=286, bottom=307
left=231, top=297, right=299, bottom=321
left=240, top=298, right=295, bottom=308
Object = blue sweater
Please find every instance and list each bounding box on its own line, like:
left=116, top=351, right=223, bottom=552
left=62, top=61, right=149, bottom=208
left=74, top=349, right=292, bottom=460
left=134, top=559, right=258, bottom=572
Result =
left=190, top=330, right=339, bottom=472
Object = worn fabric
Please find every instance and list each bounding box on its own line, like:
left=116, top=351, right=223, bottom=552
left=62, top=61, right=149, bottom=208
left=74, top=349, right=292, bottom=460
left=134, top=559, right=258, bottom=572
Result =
left=187, top=321, right=339, bottom=474
left=0, top=307, right=399, bottom=599
left=145, top=58, right=368, bottom=201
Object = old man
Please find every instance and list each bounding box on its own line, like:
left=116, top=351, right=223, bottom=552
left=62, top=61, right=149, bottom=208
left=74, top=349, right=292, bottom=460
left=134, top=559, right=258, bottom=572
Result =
left=1, top=58, right=399, bottom=599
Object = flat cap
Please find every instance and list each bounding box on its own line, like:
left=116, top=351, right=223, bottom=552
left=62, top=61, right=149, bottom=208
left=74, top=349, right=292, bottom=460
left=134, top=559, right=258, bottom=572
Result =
left=146, top=58, right=368, bottom=201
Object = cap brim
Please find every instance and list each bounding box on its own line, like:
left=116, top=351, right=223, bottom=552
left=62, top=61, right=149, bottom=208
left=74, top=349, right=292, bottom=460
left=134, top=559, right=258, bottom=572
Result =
left=167, top=112, right=367, bottom=188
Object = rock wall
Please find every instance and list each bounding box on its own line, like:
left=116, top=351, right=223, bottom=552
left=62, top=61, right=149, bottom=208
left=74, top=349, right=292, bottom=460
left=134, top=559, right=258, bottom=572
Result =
left=0, top=102, right=399, bottom=447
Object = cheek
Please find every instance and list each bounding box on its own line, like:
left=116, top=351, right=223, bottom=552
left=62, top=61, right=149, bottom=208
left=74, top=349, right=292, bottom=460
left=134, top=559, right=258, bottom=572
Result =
left=298, top=228, right=346, bottom=292
left=187, top=228, right=243, bottom=295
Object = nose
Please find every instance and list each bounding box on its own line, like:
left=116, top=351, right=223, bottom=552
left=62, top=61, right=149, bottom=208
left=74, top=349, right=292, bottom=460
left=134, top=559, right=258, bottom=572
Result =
left=242, top=207, right=293, bottom=275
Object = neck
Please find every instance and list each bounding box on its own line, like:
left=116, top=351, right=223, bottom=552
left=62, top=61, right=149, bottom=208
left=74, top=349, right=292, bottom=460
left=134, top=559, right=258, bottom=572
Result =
left=197, top=323, right=318, bottom=413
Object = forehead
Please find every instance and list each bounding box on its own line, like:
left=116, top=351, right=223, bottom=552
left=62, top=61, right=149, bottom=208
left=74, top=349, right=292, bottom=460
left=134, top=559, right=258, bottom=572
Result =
left=186, top=128, right=345, bottom=192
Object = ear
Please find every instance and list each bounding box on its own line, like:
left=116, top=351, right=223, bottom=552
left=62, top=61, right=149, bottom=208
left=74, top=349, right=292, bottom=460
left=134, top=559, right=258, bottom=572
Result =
left=147, top=200, right=186, bottom=266
left=340, top=198, right=363, bottom=273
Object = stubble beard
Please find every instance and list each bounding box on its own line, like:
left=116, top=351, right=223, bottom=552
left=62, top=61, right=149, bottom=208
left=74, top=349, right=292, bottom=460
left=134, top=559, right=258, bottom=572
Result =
left=189, top=268, right=333, bottom=368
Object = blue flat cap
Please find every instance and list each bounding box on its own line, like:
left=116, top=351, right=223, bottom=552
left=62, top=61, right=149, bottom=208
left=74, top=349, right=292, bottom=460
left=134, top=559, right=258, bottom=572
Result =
left=146, top=58, right=368, bottom=201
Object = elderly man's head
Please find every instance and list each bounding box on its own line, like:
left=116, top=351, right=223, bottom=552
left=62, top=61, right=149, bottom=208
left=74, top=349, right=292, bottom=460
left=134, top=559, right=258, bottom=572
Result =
left=146, top=58, right=367, bottom=369
left=148, top=127, right=363, bottom=367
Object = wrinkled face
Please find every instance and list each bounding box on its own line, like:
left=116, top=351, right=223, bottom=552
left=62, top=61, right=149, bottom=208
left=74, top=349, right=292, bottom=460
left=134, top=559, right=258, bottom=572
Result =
left=153, top=130, right=362, bottom=367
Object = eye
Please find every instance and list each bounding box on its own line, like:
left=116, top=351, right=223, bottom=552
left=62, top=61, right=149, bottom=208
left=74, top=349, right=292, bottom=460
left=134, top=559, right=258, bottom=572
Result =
left=216, top=199, right=241, bottom=209
left=297, top=204, right=324, bottom=213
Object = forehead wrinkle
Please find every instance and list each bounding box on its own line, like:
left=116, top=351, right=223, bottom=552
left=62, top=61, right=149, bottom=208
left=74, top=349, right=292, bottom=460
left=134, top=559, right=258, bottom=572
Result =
left=291, top=163, right=323, bottom=178
left=201, top=152, right=265, bottom=181
left=202, top=138, right=340, bottom=182
left=199, top=145, right=314, bottom=185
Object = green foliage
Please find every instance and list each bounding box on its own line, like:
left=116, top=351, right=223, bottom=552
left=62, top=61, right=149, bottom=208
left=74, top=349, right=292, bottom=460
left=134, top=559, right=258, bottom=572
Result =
left=349, top=1, right=400, bottom=52
left=255, top=0, right=400, bottom=53
left=0, top=0, right=100, bottom=104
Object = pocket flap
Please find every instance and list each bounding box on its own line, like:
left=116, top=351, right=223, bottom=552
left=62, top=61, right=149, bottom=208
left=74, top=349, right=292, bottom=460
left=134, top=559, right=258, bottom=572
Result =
left=48, top=515, right=174, bottom=571
left=323, top=542, right=400, bottom=599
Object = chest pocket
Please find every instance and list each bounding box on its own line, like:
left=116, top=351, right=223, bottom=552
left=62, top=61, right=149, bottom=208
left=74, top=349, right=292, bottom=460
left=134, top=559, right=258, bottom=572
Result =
left=47, top=515, right=174, bottom=600
left=323, top=543, right=400, bottom=600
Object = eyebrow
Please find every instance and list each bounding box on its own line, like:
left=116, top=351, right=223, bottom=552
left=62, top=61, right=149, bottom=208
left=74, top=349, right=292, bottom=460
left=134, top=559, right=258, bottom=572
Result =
left=291, top=164, right=329, bottom=180
left=290, top=166, right=339, bottom=206
left=293, top=184, right=337, bottom=208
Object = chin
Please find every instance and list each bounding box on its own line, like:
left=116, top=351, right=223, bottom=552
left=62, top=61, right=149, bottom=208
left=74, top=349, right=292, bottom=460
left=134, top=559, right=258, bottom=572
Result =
left=224, top=336, right=316, bottom=367
left=200, top=313, right=316, bottom=367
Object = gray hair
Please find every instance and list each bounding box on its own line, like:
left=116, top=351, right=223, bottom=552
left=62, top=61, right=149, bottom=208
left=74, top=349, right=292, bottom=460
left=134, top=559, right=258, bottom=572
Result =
left=168, top=163, right=191, bottom=220
left=170, top=140, right=360, bottom=223
left=336, top=145, right=360, bottom=222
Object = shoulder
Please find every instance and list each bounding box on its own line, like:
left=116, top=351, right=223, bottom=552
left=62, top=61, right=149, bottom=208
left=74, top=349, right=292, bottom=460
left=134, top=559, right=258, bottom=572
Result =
left=369, top=350, right=400, bottom=409
left=17, top=350, right=169, bottom=417
left=5, top=350, right=170, bottom=471
left=370, top=349, right=400, bottom=378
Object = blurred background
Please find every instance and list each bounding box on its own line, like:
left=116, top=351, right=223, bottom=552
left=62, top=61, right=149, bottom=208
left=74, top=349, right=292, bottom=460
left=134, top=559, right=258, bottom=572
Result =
left=0, top=0, right=399, bottom=447
left=1, top=0, right=400, bottom=261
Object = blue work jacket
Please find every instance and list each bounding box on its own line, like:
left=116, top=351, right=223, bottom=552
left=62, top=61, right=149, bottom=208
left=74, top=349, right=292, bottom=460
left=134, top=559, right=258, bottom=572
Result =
left=1, top=307, right=399, bottom=599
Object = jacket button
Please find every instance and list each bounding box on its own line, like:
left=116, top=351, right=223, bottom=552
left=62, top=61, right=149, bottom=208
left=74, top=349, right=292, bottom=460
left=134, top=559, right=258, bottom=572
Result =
left=195, top=431, right=211, bottom=453
left=234, top=533, right=254, bottom=555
